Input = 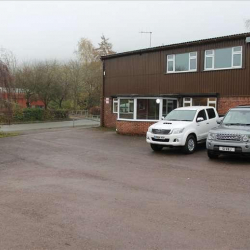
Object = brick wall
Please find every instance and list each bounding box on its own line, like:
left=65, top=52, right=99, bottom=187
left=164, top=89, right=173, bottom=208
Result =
left=102, top=96, right=250, bottom=135
left=218, top=97, right=250, bottom=115
left=103, top=97, right=117, bottom=128
left=116, top=120, right=155, bottom=135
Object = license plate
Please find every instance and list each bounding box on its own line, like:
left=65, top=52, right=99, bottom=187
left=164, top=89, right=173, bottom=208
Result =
left=154, top=136, right=165, bottom=139
left=219, top=147, right=235, bottom=152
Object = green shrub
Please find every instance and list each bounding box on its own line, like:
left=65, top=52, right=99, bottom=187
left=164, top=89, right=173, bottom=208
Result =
left=13, top=107, right=24, bottom=121
left=23, top=108, right=44, bottom=121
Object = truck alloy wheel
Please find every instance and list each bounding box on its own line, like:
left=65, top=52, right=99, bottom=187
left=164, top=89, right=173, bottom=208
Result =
left=183, top=135, right=197, bottom=154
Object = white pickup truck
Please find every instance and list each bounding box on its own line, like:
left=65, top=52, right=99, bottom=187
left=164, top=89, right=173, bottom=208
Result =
left=146, top=106, right=219, bottom=154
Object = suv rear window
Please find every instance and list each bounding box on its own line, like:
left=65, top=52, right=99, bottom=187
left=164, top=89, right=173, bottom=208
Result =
left=206, top=108, right=216, bottom=119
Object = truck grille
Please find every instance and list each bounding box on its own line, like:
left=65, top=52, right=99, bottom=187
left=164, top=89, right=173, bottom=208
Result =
left=152, top=129, right=171, bottom=135
left=216, top=133, right=242, bottom=142
left=152, top=138, right=170, bottom=142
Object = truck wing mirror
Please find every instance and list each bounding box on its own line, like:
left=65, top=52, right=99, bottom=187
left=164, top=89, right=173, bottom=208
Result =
left=216, top=117, right=223, bottom=124
left=197, top=117, right=204, bottom=122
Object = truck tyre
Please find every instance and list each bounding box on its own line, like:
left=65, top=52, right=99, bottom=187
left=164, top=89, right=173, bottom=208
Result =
left=150, top=144, right=163, bottom=152
left=183, top=135, right=197, bottom=154
left=207, top=150, right=219, bottom=159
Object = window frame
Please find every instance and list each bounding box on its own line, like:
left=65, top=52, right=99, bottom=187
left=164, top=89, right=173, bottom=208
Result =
left=183, top=97, right=193, bottom=107
left=117, top=97, right=179, bottom=121
left=167, top=52, right=198, bottom=74
left=204, top=46, right=242, bottom=71
left=113, top=98, right=118, bottom=114
left=207, top=98, right=217, bottom=108
left=206, top=108, right=216, bottom=119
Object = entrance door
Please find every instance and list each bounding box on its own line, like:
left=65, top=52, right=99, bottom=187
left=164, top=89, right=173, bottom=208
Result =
left=162, top=99, right=178, bottom=118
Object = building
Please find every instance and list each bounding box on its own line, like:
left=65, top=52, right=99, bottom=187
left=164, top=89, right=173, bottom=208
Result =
left=101, top=32, right=250, bottom=135
left=0, top=88, right=45, bottom=110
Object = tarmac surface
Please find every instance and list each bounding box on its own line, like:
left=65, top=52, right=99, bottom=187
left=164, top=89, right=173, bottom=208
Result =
left=0, top=127, right=250, bottom=249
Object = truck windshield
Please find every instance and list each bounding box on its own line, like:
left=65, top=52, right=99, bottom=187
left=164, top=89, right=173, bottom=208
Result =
left=223, top=110, right=250, bottom=126
left=165, top=110, right=197, bottom=121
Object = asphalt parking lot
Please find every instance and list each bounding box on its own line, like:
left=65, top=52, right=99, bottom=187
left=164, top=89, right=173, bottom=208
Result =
left=0, top=127, right=250, bottom=250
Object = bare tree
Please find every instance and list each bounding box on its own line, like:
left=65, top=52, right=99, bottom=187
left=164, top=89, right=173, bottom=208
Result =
left=52, top=64, right=72, bottom=109
left=33, top=61, right=58, bottom=110
left=15, top=63, right=38, bottom=108
left=0, top=61, right=14, bottom=124
left=75, top=38, right=99, bottom=64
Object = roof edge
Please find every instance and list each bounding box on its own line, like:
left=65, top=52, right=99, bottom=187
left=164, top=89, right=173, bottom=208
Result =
left=101, top=32, right=250, bottom=60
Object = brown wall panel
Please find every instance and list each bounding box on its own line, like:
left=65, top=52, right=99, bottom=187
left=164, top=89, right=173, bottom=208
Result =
left=104, top=37, right=250, bottom=97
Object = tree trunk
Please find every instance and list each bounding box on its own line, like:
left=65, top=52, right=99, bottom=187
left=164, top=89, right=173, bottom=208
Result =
left=59, top=99, right=63, bottom=109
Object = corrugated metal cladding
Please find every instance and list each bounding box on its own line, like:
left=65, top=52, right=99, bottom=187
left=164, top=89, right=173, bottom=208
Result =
left=104, top=37, right=250, bottom=97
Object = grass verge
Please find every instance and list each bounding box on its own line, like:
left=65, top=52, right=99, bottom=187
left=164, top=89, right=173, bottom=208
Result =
left=0, top=132, right=20, bottom=138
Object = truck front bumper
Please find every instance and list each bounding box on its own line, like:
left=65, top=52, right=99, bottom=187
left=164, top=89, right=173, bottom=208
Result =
left=146, top=132, right=185, bottom=147
left=206, top=140, right=250, bottom=154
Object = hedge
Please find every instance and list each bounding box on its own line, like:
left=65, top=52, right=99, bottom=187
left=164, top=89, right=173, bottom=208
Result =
left=12, top=108, right=69, bottom=122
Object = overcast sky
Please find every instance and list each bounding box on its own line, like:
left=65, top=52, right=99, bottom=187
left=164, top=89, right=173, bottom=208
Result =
left=0, top=1, right=249, bottom=63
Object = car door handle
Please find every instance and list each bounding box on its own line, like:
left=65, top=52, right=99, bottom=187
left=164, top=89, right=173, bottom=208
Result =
left=206, top=122, right=209, bottom=124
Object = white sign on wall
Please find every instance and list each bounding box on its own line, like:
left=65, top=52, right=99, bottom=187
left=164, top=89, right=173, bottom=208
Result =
left=105, top=98, right=109, bottom=104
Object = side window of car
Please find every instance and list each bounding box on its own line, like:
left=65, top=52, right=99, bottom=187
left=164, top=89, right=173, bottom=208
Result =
left=197, top=109, right=207, bottom=121
left=206, top=108, right=216, bottom=119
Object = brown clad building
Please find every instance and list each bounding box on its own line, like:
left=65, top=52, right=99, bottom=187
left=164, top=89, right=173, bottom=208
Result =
left=101, top=32, right=250, bottom=135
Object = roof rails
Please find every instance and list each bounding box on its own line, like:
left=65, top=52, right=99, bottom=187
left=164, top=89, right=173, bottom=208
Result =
left=235, top=105, right=250, bottom=108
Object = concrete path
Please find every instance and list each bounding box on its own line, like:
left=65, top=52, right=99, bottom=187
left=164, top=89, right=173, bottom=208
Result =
left=0, top=119, right=100, bottom=132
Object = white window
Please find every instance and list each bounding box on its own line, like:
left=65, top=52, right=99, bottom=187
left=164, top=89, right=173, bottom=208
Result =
left=167, top=52, right=197, bottom=73
left=113, top=98, right=118, bottom=113
left=119, top=99, right=134, bottom=119
left=204, top=46, right=242, bottom=71
left=118, top=98, right=179, bottom=121
left=207, top=98, right=217, bottom=108
left=183, top=97, right=193, bottom=107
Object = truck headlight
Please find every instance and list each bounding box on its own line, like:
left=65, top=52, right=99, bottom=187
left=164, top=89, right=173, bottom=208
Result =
left=242, top=135, right=249, bottom=142
left=172, top=128, right=185, bottom=134
left=208, top=133, right=216, bottom=140
left=148, top=126, right=153, bottom=132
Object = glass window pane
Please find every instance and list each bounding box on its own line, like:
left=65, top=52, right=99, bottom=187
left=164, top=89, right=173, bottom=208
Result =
left=208, top=98, right=216, bottom=102
left=113, top=103, right=118, bottom=113
left=137, top=99, right=159, bottom=120
left=233, top=46, right=242, bottom=52
left=206, top=50, right=213, bottom=55
left=113, top=99, right=118, bottom=113
left=208, top=103, right=216, bottom=108
left=175, top=53, right=189, bottom=72
left=168, top=61, right=174, bottom=72
left=190, top=58, right=197, bottom=70
left=193, top=97, right=207, bottom=106
left=233, top=53, right=241, bottom=67
left=119, top=99, right=134, bottom=119
left=205, top=57, right=213, bottom=69
left=162, top=99, right=178, bottom=117
left=206, top=108, right=216, bottom=119
left=168, top=55, right=174, bottom=60
left=214, top=48, right=232, bottom=69
left=190, top=52, right=197, bottom=57
left=197, top=110, right=207, bottom=121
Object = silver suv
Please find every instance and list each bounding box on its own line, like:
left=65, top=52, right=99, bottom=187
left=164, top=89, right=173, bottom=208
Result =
left=206, top=106, right=250, bottom=159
